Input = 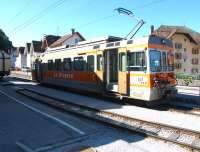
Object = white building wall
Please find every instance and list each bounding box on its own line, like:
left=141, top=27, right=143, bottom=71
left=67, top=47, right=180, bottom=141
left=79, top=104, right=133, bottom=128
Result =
left=21, top=54, right=27, bottom=68
left=15, top=54, right=27, bottom=69
left=15, top=54, right=22, bottom=68
left=27, top=53, right=31, bottom=68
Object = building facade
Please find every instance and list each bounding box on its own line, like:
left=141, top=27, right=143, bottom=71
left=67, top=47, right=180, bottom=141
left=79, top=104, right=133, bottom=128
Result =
left=153, top=25, right=200, bottom=77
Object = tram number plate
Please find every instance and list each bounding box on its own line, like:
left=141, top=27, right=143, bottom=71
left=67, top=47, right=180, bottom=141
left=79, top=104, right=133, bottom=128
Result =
left=132, top=76, right=148, bottom=86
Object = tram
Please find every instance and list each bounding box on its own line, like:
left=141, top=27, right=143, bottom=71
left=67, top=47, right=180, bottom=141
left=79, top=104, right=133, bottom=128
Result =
left=32, top=35, right=177, bottom=102
left=0, top=51, right=11, bottom=78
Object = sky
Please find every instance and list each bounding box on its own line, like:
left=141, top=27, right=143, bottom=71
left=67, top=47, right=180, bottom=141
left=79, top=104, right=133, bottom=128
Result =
left=0, top=0, right=199, bottom=46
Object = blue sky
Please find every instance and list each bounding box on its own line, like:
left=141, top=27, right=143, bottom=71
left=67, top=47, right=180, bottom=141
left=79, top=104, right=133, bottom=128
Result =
left=0, top=0, right=199, bottom=46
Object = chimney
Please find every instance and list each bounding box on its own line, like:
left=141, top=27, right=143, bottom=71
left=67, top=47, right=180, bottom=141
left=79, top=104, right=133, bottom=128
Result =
left=71, top=28, right=75, bottom=34
left=151, top=25, right=154, bottom=34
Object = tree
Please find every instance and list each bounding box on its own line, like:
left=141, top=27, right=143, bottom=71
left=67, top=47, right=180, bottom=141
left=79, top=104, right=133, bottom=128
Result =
left=0, top=29, right=12, bottom=53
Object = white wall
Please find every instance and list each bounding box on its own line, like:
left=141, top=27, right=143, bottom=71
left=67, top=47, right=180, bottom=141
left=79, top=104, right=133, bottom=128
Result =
left=27, top=53, right=31, bottom=68
left=21, top=54, right=27, bottom=68
left=15, top=54, right=27, bottom=69
left=15, top=54, right=22, bottom=68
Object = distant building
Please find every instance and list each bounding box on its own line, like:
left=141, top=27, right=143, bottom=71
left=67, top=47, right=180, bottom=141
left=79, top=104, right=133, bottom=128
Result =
left=49, top=29, right=85, bottom=48
left=24, top=43, right=31, bottom=68
left=14, top=47, right=26, bottom=69
left=41, top=35, right=60, bottom=51
left=30, top=40, right=42, bottom=68
left=153, top=25, right=200, bottom=76
left=10, top=47, right=17, bottom=68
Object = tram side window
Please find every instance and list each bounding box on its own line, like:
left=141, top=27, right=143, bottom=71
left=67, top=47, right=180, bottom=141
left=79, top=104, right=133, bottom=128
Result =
left=119, top=52, right=126, bottom=72
left=74, top=57, right=84, bottom=71
left=128, top=51, right=146, bottom=71
left=87, top=55, right=94, bottom=71
left=55, top=59, right=62, bottom=71
left=97, top=54, right=103, bottom=71
left=48, top=60, right=53, bottom=71
left=63, top=58, right=72, bottom=71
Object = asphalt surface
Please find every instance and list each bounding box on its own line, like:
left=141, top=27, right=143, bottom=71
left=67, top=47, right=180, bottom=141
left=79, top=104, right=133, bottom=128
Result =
left=0, top=79, right=107, bottom=151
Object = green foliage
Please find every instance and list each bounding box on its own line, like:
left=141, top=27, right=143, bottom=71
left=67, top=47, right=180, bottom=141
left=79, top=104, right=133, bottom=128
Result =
left=176, top=73, right=195, bottom=86
left=183, top=76, right=193, bottom=86
left=176, top=73, right=195, bottom=79
left=0, top=29, right=12, bottom=52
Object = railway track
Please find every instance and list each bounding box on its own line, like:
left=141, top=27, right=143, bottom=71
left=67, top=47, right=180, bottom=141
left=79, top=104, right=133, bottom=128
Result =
left=15, top=88, right=200, bottom=152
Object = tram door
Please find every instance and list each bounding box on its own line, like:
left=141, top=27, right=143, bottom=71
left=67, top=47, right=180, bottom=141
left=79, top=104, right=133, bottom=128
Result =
left=118, top=48, right=128, bottom=95
left=104, top=49, right=118, bottom=92
left=35, top=59, right=43, bottom=82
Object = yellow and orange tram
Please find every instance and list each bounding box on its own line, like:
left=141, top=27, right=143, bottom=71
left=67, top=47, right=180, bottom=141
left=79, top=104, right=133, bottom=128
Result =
left=32, top=35, right=177, bottom=102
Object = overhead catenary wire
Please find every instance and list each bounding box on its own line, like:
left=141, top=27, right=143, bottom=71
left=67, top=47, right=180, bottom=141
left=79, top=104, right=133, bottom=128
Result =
left=9, top=0, right=69, bottom=35
left=4, top=0, right=33, bottom=28
left=10, top=0, right=166, bottom=36
left=68, top=0, right=167, bottom=33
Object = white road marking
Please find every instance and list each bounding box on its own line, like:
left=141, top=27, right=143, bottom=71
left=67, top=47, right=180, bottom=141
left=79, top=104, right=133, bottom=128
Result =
left=0, top=89, right=85, bottom=135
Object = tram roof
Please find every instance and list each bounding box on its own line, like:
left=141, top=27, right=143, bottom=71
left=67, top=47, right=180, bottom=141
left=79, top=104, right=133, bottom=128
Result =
left=44, top=35, right=172, bottom=54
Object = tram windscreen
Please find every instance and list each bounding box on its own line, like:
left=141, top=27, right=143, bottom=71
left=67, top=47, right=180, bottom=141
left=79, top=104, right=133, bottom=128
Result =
left=150, top=50, right=174, bottom=72
left=150, top=50, right=161, bottom=72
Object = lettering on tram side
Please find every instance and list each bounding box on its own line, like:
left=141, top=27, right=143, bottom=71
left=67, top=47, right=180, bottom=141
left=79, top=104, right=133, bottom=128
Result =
left=130, top=75, right=148, bottom=99
left=53, top=72, right=74, bottom=79
left=131, top=76, right=148, bottom=86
